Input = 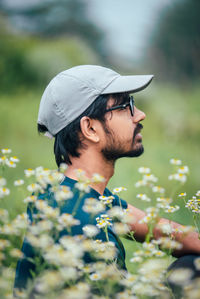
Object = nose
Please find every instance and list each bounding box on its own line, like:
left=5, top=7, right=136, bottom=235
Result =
left=132, top=107, right=146, bottom=123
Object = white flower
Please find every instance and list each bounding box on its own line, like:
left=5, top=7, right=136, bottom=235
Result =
left=143, top=174, right=158, bottom=183
left=82, top=197, right=104, bottom=214
left=27, top=183, right=41, bottom=193
left=0, top=187, right=10, bottom=198
left=113, top=223, right=129, bottom=235
left=59, top=163, right=68, bottom=173
left=99, top=195, right=114, bottom=205
left=152, top=186, right=165, bottom=194
left=170, top=158, right=182, bottom=165
left=96, top=214, right=112, bottom=228
left=24, top=168, right=35, bottom=177
left=168, top=173, right=187, bottom=183
left=164, top=205, right=180, bottom=213
left=196, top=190, right=200, bottom=197
left=194, top=257, right=200, bottom=270
left=5, top=160, right=16, bottom=168
left=1, top=148, right=11, bottom=154
left=89, top=273, right=102, bottom=281
left=23, top=195, right=37, bottom=203
left=10, top=156, right=19, bottom=163
left=168, top=268, right=193, bottom=285
left=91, top=173, right=105, bottom=183
left=130, top=256, right=143, bottom=263
left=54, top=185, right=73, bottom=201
left=112, top=187, right=127, bottom=193
left=135, top=180, right=147, bottom=187
left=136, top=193, right=151, bottom=202
left=82, top=225, right=100, bottom=238
left=138, top=167, right=151, bottom=174
left=178, top=166, right=189, bottom=174
left=14, top=179, right=24, bottom=186
left=75, top=182, right=90, bottom=193
left=178, top=192, right=186, bottom=197
left=58, top=213, right=80, bottom=227
left=158, top=223, right=173, bottom=235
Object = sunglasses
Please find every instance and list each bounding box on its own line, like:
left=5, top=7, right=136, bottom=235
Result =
left=105, top=96, right=135, bottom=117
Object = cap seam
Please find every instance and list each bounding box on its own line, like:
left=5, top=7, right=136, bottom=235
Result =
left=58, top=73, right=102, bottom=93
left=100, top=74, right=120, bottom=93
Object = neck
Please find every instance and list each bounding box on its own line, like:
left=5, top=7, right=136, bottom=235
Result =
left=64, top=149, right=115, bottom=195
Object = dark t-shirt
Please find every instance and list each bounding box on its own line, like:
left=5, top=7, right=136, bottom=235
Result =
left=14, top=176, right=128, bottom=289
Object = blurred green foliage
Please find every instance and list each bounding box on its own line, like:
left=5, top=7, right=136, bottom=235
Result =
left=149, top=0, right=200, bottom=83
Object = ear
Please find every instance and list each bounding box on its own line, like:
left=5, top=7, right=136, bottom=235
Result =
left=80, top=116, right=100, bottom=143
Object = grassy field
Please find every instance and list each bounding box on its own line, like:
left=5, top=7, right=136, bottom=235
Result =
left=1, top=84, right=200, bottom=271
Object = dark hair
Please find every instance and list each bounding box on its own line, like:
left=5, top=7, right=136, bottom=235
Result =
left=38, top=93, right=129, bottom=166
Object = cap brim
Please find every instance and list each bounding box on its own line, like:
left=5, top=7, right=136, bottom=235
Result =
left=101, top=74, right=154, bottom=94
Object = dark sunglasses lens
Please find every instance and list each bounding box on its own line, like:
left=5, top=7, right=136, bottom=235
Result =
left=130, top=96, right=134, bottom=116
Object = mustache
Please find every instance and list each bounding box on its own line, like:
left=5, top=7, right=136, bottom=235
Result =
left=133, top=123, right=143, bottom=138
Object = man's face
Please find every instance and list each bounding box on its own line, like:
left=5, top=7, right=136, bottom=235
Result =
left=101, top=97, right=146, bottom=162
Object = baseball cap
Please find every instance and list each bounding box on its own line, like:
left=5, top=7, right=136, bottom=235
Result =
left=37, top=65, right=154, bottom=137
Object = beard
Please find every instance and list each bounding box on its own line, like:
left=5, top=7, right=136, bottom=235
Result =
left=101, top=123, right=144, bottom=162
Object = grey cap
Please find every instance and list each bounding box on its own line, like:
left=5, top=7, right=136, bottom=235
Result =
left=38, top=65, right=154, bottom=136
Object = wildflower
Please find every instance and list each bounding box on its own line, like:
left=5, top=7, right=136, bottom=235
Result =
left=168, top=173, right=187, bottom=183
left=82, top=225, right=100, bottom=238
left=170, top=158, right=182, bottom=165
left=96, top=214, right=112, bottom=228
left=155, top=237, right=182, bottom=250
left=14, top=179, right=24, bottom=186
left=5, top=160, right=16, bottom=168
left=10, top=156, right=19, bottom=163
left=112, top=187, right=127, bottom=193
left=24, top=168, right=35, bottom=177
left=185, top=198, right=200, bottom=214
left=194, top=257, right=200, bottom=270
left=0, top=187, right=10, bottom=198
left=27, top=183, right=41, bottom=193
left=35, top=270, right=63, bottom=293
left=9, top=248, right=24, bottom=259
left=23, top=195, right=37, bottom=203
left=59, top=163, right=68, bottom=173
left=143, top=173, right=158, bottom=183
left=138, top=167, right=151, bottom=174
left=178, top=165, right=189, bottom=174
left=0, top=156, right=8, bottom=165
left=1, top=148, right=11, bottom=154
left=136, top=193, right=151, bottom=202
left=168, top=268, right=193, bottom=286
left=135, top=180, right=147, bottom=187
left=108, top=206, right=128, bottom=222
left=0, top=177, right=6, bottom=187
left=164, top=205, right=180, bottom=213
left=152, top=186, right=165, bottom=194
left=75, top=182, right=90, bottom=193
left=0, top=239, right=11, bottom=250
left=156, top=197, right=172, bottom=208
left=99, top=195, right=114, bottom=205
left=58, top=213, right=80, bottom=228
left=173, top=225, right=196, bottom=234
left=91, top=173, right=105, bottom=183
left=82, top=197, right=104, bottom=214
left=158, top=223, right=173, bottom=235
left=54, top=185, right=73, bottom=201
left=89, top=273, right=102, bottom=281
left=113, top=223, right=129, bottom=235
left=196, top=190, right=200, bottom=197
left=130, top=256, right=143, bottom=263
left=178, top=192, right=186, bottom=197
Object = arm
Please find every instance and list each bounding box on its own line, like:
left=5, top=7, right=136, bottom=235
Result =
left=127, top=204, right=200, bottom=257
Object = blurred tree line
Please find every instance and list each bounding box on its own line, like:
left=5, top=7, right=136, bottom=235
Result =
left=149, top=0, right=200, bottom=83
left=0, top=0, right=199, bottom=94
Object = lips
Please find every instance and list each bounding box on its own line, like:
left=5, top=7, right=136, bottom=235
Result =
left=134, top=123, right=143, bottom=139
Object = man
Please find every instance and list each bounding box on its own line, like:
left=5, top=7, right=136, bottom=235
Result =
left=15, top=65, right=200, bottom=292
